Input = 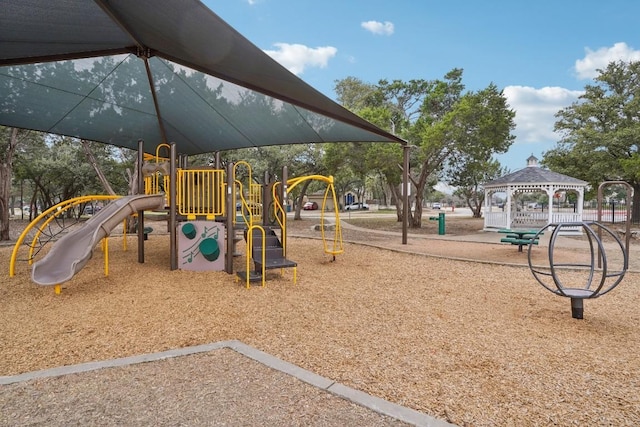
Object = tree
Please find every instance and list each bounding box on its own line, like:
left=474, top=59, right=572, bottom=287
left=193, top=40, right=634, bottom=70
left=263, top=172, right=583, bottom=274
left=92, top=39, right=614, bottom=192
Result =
left=0, top=127, right=30, bottom=240
left=81, top=140, right=116, bottom=195
left=443, top=85, right=516, bottom=217
left=336, top=71, right=465, bottom=227
left=545, top=60, right=640, bottom=220
left=452, top=159, right=507, bottom=217
left=14, top=136, right=96, bottom=210
left=334, top=72, right=516, bottom=226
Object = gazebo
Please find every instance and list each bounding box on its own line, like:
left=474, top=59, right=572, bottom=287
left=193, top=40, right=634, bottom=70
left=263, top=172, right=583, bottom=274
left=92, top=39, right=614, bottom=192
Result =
left=483, top=155, right=588, bottom=234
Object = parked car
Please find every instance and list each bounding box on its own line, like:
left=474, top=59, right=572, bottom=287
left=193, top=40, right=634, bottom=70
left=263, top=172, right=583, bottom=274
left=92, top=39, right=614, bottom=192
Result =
left=83, top=205, right=102, bottom=215
left=432, top=202, right=442, bottom=210
left=303, top=201, right=318, bottom=210
left=237, top=201, right=262, bottom=215
left=345, top=202, right=369, bottom=211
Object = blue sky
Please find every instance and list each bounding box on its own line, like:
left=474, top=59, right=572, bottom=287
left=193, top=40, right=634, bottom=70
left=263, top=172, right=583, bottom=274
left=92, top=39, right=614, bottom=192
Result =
left=205, top=0, right=640, bottom=172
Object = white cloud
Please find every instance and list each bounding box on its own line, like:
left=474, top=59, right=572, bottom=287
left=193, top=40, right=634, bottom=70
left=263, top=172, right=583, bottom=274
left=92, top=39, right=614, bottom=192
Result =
left=263, top=43, right=337, bottom=75
left=575, top=42, right=640, bottom=79
left=361, top=20, right=394, bottom=36
left=503, top=85, right=583, bottom=144
left=498, top=43, right=640, bottom=169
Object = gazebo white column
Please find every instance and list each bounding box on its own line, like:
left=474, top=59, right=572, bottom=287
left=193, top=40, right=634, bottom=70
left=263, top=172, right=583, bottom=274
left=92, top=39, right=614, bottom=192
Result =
left=546, top=186, right=554, bottom=225
left=506, top=188, right=512, bottom=228
left=577, top=188, right=584, bottom=218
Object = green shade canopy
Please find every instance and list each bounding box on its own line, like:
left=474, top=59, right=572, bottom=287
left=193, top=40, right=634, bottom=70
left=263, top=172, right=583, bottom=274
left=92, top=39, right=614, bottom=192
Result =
left=0, top=0, right=404, bottom=155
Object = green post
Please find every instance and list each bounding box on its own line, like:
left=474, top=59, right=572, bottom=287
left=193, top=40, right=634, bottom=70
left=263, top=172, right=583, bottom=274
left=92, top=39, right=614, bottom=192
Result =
left=428, top=212, right=446, bottom=235
left=438, top=212, right=445, bottom=235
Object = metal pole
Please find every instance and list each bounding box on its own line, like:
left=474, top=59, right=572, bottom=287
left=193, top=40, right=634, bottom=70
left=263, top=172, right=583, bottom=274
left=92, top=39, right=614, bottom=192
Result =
left=282, top=165, right=288, bottom=256
left=263, top=170, right=270, bottom=227
left=137, top=139, right=145, bottom=263
left=225, top=162, right=234, bottom=274
left=169, top=143, right=177, bottom=270
left=402, top=144, right=409, bottom=245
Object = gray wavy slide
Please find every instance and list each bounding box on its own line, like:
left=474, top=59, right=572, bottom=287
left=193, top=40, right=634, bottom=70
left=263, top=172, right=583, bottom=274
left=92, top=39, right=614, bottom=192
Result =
left=32, top=194, right=165, bottom=286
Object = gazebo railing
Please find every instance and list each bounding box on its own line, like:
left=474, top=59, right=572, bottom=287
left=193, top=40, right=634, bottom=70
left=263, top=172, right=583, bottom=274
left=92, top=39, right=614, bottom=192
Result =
left=484, top=211, right=507, bottom=229
left=511, top=212, right=547, bottom=228
left=484, top=210, right=584, bottom=233
left=551, top=212, right=582, bottom=223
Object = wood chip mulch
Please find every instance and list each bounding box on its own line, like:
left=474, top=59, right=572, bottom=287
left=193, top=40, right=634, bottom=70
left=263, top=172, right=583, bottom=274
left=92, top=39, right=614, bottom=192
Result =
left=1, top=218, right=639, bottom=426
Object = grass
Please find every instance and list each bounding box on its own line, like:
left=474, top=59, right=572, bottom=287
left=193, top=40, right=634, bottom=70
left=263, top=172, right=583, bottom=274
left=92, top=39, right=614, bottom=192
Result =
left=342, top=214, right=485, bottom=236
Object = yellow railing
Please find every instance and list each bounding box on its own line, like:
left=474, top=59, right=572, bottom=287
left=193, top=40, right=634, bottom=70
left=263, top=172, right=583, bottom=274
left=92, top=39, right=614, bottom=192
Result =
left=142, top=143, right=171, bottom=206
left=176, top=169, right=225, bottom=220
left=234, top=180, right=266, bottom=227
left=9, top=195, right=121, bottom=277
left=144, top=174, right=170, bottom=199
left=285, top=175, right=343, bottom=258
left=233, top=161, right=263, bottom=226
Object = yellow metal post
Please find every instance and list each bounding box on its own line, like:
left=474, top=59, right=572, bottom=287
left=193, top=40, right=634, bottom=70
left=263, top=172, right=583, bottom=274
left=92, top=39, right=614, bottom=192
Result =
left=103, top=237, right=109, bottom=277
left=122, top=219, right=128, bottom=251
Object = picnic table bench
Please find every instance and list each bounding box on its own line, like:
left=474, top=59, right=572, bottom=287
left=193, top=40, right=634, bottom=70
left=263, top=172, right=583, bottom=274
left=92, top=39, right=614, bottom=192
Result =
left=498, top=229, right=542, bottom=252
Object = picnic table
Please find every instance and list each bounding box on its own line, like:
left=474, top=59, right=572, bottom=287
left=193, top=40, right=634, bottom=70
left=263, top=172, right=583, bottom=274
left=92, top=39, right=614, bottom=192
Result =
left=498, top=228, right=542, bottom=252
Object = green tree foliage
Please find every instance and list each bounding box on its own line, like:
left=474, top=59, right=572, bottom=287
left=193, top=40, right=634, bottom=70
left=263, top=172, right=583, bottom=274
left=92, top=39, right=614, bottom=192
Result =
left=1, top=127, right=37, bottom=239
left=545, top=60, right=640, bottom=218
left=452, top=159, right=508, bottom=217
left=12, top=135, right=130, bottom=211
left=334, top=70, right=514, bottom=226
left=213, top=144, right=328, bottom=218
left=443, top=84, right=516, bottom=217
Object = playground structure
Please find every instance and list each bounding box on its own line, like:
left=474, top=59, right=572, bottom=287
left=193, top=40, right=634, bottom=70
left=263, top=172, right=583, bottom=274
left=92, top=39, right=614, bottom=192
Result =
left=527, top=221, right=628, bottom=319
left=9, top=142, right=344, bottom=291
left=527, top=182, right=633, bottom=319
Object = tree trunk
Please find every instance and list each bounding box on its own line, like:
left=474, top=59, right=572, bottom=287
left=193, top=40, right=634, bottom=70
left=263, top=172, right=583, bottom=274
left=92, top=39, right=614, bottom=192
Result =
left=409, top=192, right=424, bottom=228
left=466, top=191, right=484, bottom=218
left=293, top=179, right=312, bottom=220
left=126, top=161, right=139, bottom=196
left=0, top=128, right=19, bottom=241
left=82, top=140, right=116, bottom=195
left=412, top=202, right=423, bottom=228
left=471, top=204, right=482, bottom=218
left=389, top=184, right=403, bottom=222
left=0, top=164, right=12, bottom=240
left=125, top=162, right=140, bottom=233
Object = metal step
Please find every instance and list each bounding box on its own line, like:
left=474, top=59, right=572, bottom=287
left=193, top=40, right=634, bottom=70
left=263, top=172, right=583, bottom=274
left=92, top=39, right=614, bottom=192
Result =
left=254, top=257, right=297, bottom=271
left=252, top=246, right=285, bottom=259
left=250, top=235, right=281, bottom=248
left=236, top=270, right=263, bottom=282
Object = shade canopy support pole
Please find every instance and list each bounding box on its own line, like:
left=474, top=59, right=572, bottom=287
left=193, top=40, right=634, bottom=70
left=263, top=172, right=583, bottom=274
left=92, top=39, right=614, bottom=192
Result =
left=170, top=143, right=178, bottom=270
left=402, top=143, right=409, bottom=245
left=137, top=139, right=145, bottom=263
left=142, top=56, right=169, bottom=145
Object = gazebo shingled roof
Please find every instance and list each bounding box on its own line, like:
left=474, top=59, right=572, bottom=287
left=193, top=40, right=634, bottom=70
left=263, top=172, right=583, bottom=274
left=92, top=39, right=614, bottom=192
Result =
left=485, top=166, right=588, bottom=187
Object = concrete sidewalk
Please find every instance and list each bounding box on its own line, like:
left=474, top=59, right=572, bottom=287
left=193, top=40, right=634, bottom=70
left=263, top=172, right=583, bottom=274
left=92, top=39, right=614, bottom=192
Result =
left=336, top=219, right=639, bottom=271
left=1, top=341, right=454, bottom=427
